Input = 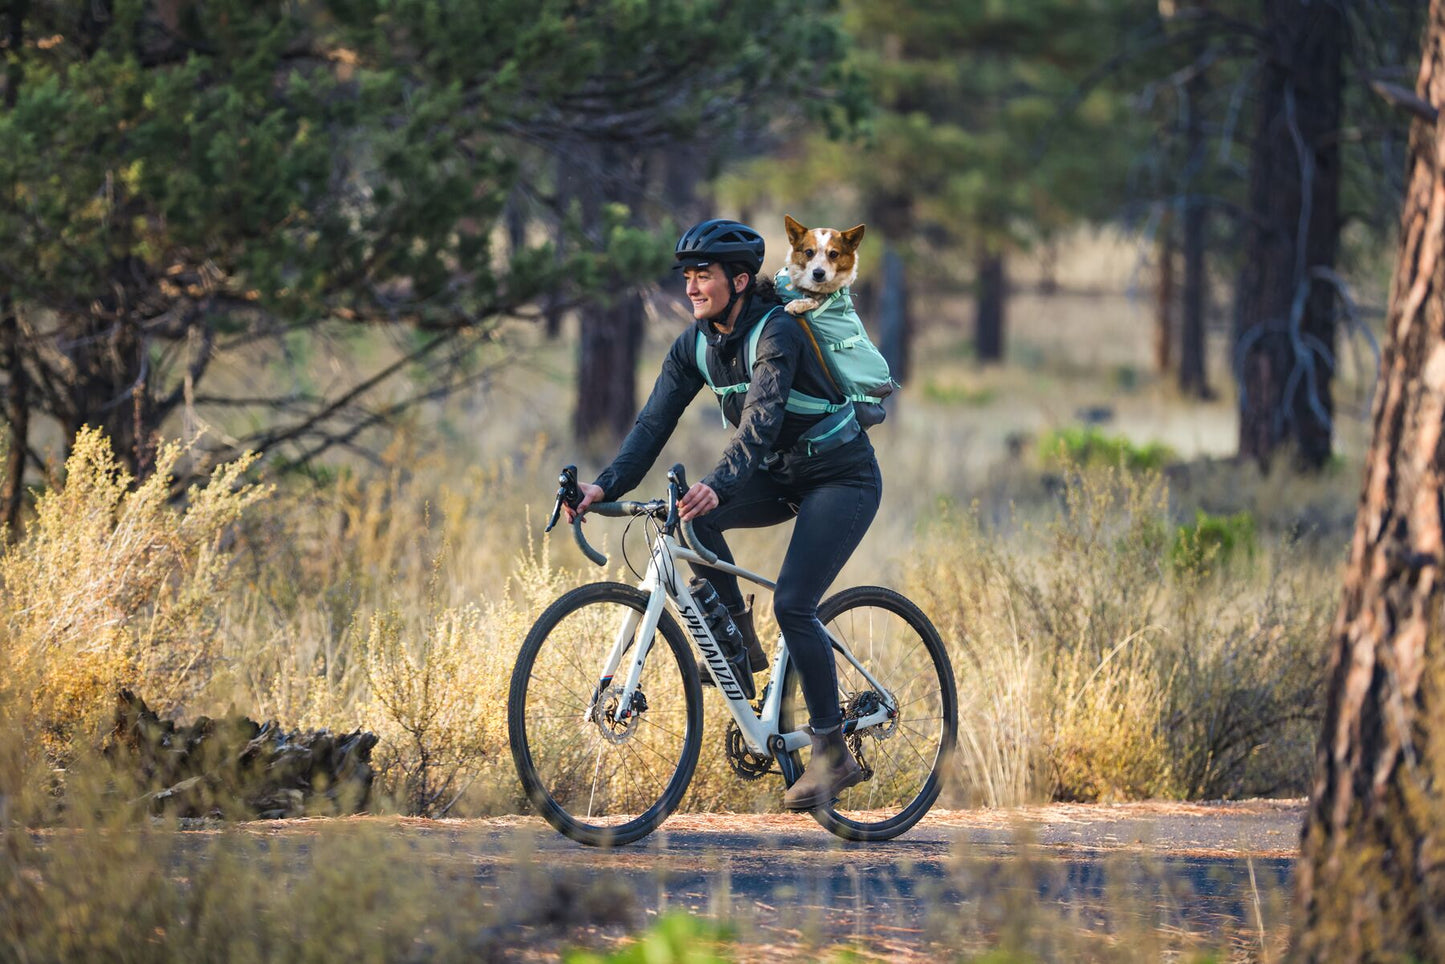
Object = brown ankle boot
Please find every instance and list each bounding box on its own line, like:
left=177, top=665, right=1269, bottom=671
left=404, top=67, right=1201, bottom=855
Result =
left=731, top=597, right=769, bottom=673
left=782, top=727, right=863, bottom=811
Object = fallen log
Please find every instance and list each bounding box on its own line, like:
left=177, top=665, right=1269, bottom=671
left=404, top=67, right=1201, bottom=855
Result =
left=107, top=690, right=377, bottom=819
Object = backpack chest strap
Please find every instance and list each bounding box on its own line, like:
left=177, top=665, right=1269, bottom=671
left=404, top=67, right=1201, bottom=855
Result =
left=696, top=308, right=850, bottom=424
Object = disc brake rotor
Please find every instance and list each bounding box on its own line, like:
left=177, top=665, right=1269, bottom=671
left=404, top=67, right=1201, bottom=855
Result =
left=593, top=685, right=648, bottom=745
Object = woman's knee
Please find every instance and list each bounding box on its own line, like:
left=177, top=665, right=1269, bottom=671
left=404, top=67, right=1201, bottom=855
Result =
left=772, top=584, right=818, bottom=630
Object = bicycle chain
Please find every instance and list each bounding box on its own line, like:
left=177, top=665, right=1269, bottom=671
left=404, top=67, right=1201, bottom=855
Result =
left=847, top=732, right=874, bottom=781
left=843, top=690, right=891, bottom=781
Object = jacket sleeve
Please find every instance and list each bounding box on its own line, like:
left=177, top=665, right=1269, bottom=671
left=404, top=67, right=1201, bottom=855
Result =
left=701, top=323, right=799, bottom=502
left=592, top=332, right=704, bottom=500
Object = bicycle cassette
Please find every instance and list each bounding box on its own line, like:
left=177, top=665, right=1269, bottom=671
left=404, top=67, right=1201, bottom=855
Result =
left=724, top=722, right=774, bottom=781
left=843, top=689, right=897, bottom=740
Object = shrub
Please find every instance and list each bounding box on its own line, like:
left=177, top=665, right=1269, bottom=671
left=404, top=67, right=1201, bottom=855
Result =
left=357, top=532, right=579, bottom=816
left=906, top=462, right=1332, bottom=805
left=1170, top=509, right=1257, bottom=576
left=0, top=427, right=268, bottom=765
left=1038, top=427, right=1175, bottom=472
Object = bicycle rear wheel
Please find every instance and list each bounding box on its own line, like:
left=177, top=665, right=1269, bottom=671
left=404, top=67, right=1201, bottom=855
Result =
left=508, top=582, right=703, bottom=846
left=781, top=586, right=957, bottom=841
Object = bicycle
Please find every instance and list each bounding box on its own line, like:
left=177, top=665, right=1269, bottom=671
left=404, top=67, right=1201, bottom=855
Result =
left=507, top=463, right=958, bottom=847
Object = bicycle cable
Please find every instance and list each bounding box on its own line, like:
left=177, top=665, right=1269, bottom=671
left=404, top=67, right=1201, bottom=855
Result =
left=656, top=513, right=679, bottom=589
left=621, top=511, right=646, bottom=581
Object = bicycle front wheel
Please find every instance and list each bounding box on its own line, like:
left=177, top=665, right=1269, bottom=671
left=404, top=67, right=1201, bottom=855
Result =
left=508, top=582, right=703, bottom=846
left=782, top=586, right=958, bottom=841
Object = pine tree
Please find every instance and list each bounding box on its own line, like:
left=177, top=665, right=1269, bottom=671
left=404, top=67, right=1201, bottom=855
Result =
left=1293, top=4, right=1445, bottom=955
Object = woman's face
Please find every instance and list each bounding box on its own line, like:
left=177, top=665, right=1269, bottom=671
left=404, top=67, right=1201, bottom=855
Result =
left=683, top=264, right=745, bottom=320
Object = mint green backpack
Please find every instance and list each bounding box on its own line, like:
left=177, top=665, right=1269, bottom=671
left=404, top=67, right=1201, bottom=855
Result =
left=772, top=269, right=898, bottom=426
left=695, top=306, right=861, bottom=456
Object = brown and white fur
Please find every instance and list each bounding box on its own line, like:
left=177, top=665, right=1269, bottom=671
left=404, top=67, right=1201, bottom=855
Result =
left=781, top=214, right=866, bottom=316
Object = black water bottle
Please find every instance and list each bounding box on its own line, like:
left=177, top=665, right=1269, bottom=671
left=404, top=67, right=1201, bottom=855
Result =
left=687, top=577, right=755, bottom=699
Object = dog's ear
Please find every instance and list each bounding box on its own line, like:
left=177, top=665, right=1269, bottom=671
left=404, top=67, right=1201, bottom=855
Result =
left=840, top=224, right=866, bottom=250
left=784, top=214, right=808, bottom=246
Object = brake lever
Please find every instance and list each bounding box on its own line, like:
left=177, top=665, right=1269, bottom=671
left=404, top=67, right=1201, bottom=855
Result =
left=545, top=464, right=581, bottom=533
left=664, top=463, right=687, bottom=533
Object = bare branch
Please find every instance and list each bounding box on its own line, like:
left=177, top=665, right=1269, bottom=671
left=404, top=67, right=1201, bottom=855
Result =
left=1368, top=78, right=1440, bottom=124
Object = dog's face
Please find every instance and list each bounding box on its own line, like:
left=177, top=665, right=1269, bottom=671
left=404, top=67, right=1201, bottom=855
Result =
left=783, top=215, right=865, bottom=295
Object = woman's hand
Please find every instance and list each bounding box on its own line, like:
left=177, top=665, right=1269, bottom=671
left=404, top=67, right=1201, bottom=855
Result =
left=677, top=482, right=718, bottom=521
left=564, top=481, right=605, bottom=523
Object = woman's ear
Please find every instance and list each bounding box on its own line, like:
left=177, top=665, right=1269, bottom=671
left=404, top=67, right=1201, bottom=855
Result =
left=733, top=271, right=751, bottom=293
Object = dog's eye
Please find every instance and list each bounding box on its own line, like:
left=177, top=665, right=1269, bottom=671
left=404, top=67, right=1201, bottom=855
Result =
left=804, top=249, right=814, bottom=258
left=828, top=251, right=839, bottom=260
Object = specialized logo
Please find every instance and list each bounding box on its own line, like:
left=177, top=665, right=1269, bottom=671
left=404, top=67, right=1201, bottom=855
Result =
left=678, top=601, right=747, bottom=701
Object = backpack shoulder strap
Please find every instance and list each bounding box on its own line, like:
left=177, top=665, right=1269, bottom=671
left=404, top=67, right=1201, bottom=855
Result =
left=790, top=312, right=845, bottom=399
left=742, top=307, right=783, bottom=372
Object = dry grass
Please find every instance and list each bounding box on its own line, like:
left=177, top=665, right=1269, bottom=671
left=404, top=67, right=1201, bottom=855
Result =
left=0, top=229, right=1357, bottom=958
left=0, top=428, right=268, bottom=771
left=0, top=243, right=1354, bottom=816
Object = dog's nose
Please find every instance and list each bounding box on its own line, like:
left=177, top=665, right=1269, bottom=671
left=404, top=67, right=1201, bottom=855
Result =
left=812, top=267, right=826, bottom=282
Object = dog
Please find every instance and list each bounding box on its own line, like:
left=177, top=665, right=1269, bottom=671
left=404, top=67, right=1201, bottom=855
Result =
left=780, top=214, right=865, bottom=316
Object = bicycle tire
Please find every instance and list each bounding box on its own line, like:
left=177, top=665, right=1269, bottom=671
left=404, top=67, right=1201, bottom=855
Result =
left=508, top=581, right=703, bottom=846
left=780, top=585, right=958, bottom=842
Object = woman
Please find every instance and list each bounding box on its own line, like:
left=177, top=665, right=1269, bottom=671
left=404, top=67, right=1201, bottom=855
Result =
left=566, top=219, right=882, bottom=810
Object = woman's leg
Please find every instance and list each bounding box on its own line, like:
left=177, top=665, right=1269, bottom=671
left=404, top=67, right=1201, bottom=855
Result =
left=687, top=471, right=795, bottom=611
left=773, top=463, right=882, bottom=731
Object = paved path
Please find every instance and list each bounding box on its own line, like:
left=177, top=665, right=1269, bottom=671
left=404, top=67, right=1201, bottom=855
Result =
left=236, top=800, right=1306, bottom=958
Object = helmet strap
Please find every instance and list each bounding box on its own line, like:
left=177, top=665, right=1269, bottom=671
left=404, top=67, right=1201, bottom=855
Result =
left=720, top=265, right=750, bottom=324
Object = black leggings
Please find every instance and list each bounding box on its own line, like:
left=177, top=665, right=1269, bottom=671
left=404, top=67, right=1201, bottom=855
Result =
left=688, top=461, right=882, bottom=731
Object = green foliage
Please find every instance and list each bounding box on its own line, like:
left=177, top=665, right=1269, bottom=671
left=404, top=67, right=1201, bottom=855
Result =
left=724, top=0, right=1141, bottom=268
left=1039, top=426, right=1175, bottom=472
left=1170, top=509, right=1257, bottom=576
left=2, top=0, right=858, bottom=472
left=566, top=913, right=735, bottom=964
left=921, top=379, right=996, bottom=406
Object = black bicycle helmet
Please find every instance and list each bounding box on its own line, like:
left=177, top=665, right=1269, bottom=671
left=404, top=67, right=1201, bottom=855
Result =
left=674, top=219, right=766, bottom=275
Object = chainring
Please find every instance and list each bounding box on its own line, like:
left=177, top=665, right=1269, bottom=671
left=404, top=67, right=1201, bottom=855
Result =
left=724, top=721, right=774, bottom=781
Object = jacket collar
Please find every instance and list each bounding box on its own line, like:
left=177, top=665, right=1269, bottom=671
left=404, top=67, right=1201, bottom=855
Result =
left=696, top=291, right=765, bottom=350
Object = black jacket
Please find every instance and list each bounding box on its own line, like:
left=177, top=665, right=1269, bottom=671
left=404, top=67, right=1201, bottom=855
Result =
left=593, top=284, right=875, bottom=504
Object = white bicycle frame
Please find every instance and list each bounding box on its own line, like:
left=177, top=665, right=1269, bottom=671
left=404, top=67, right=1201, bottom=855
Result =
left=586, top=528, right=897, bottom=759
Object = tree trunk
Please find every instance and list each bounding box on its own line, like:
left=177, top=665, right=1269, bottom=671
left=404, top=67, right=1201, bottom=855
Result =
left=1292, top=5, right=1445, bottom=958
left=974, top=250, right=1006, bottom=364
left=877, top=246, right=910, bottom=385
left=1234, top=0, right=1345, bottom=472
left=0, top=301, right=29, bottom=537
left=2, top=2, right=27, bottom=534
left=1179, top=193, right=1209, bottom=396
left=62, top=305, right=152, bottom=478
left=572, top=145, right=643, bottom=444
left=573, top=291, right=643, bottom=444
left=1156, top=207, right=1176, bottom=376
left=544, top=154, right=571, bottom=341
left=1180, top=68, right=1210, bottom=399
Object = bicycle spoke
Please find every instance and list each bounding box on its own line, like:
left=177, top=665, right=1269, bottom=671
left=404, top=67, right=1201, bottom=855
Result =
left=791, top=589, right=956, bottom=839
left=510, top=584, right=701, bottom=846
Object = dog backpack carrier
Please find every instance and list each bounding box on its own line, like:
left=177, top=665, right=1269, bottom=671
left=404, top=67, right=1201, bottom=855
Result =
left=695, top=281, right=899, bottom=455
left=770, top=269, right=898, bottom=426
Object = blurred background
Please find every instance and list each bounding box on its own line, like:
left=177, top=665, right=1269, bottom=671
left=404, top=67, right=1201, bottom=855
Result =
left=0, top=0, right=1429, bottom=815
